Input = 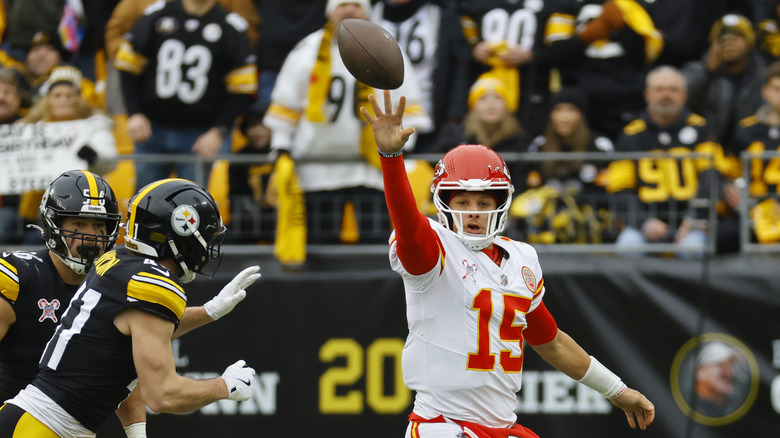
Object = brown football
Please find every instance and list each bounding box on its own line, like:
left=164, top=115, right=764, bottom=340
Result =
left=337, top=19, right=404, bottom=90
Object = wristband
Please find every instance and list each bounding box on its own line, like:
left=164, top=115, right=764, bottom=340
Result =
left=577, top=356, right=627, bottom=399
left=123, top=422, right=147, bottom=438
left=378, top=148, right=403, bottom=158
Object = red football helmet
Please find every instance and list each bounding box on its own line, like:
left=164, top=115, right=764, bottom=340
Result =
left=431, top=144, right=514, bottom=250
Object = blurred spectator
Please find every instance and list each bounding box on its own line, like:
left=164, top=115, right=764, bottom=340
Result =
left=105, top=0, right=260, bottom=60
left=21, top=66, right=118, bottom=175
left=0, top=69, right=29, bottom=244
left=0, top=69, right=29, bottom=123
left=511, top=87, right=615, bottom=244
left=227, top=104, right=276, bottom=244
left=682, top=14, right=766, bottom=146
left=104, top=0, right=260, bottom=114
left=14, top=66, right=118, bottom=243
left=263, top=0, right=431, bottom=245
left=254, top=0, right=326, bottom=109
left=607, top=65, right=738, bottom=255
left=0, top=31, right=101, bottom=108
left=459, top=0, right=555, bottom=140
left=544, top=0, right=663, bottom=141
left=461, top=76, right=525, bottom=157
left=70, top=0, right=121, bottom=83
left=525, top=87, right=613, bottom=191
left=733, top=59, right=780, bottom=246
left=114, top=0, right=257, bottom=190
left=756, top=0, right=780, bottom=65
left=651, top=0, right=720, bottom=68
left=3, top=0, right=63, bottom=61
left=372, top=0, right=471, bottom=153
left=0, top=31, right=65, bottom=96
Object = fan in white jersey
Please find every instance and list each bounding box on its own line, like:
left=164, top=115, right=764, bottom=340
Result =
left=360, top=90, right=656, bottom=438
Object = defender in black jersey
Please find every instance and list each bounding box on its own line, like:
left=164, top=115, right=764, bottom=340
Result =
left=0, top=178, right=260, bottom=437
left=0, top=170, right=120, bottom=401
left=115, top=0, right=258, bottom=190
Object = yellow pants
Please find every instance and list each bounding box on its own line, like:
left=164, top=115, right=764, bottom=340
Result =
left=0, top=403, right=59, bottom=437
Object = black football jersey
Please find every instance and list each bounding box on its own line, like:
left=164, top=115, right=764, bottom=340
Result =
left=608, top=110, right=737, bottom=226
left=734, top=115, right=780, bottom=198
left=459, top=0, right=551, bottom=54
left=118, top=0, right=256, bottom=127
left=0, top=249, right=78, bottom=401
left=32, top=247, right=186, bottom=432
left=459, top=0, right=554, bottom=134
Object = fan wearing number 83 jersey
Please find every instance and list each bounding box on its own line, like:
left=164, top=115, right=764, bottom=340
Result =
left=362, top=91, right=656, bottom=437
left=114, top=0, right=257, bottom=190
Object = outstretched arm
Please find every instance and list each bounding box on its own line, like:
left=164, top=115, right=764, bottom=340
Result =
left=531, top=329, right=655, bottom=430
left=361, top=91, right=440, bottom=274
left=174, top=266, right=261, bottom=338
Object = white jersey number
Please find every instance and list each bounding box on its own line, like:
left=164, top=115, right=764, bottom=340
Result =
left=156, top=40, right=212, bottom=104
left=481, top=8, right=537, bottom=49
left=467, top=289, right=529, bottom=373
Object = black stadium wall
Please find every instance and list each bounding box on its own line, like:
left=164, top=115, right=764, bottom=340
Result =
left=95, top=250, right=780, bottom=438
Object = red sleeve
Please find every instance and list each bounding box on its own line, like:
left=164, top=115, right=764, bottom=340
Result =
left=381, top=155, right=440, bottom=275
left=523, top=301, right=558, bottom=346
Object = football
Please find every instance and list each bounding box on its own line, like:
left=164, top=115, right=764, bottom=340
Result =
left=337, top=19, right=404, bottom=90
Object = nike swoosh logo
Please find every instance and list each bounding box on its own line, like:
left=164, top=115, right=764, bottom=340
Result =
left=237, top=378, right=251, bottom=386
left=151, top=266, right=170, bottom=277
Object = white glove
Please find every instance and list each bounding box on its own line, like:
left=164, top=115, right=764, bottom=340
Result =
left=204, top=266, right=261, bottom=320
left=221, top=359, right=255, bottom=401
left=123, top=422, right=146, bottom=438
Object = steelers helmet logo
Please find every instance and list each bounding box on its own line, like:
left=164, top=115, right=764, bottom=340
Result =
left=171, top=205, right=200, bottom=236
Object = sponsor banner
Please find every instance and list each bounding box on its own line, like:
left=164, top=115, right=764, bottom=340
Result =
left=95, top=254, right=780, bottom=437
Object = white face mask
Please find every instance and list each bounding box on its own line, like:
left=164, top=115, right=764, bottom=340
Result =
left=432, top=185, right=512, bottom=251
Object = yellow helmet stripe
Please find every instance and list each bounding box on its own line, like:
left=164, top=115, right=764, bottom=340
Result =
left=126, top=178, right=183, bottom=238
left=80, top=170, right=99, bottom=206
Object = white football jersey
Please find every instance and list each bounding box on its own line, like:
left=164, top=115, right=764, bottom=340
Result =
left=389, top=219, right=545, bottom=427
left=371, top=3, right=440, bottom=133
left=264, top=27, right=431, bottom=192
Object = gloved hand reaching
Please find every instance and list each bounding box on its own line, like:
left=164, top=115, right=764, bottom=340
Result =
left=221, top=360, right=256, bottom=401
left=204, top=266, right=261, bottom=320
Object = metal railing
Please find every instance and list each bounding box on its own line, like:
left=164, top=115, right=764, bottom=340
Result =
left=112, top=151, right=729, bottom=255
left=739, top=150, right=780, bottom=254
left=6, top=150, right=776, bottom=255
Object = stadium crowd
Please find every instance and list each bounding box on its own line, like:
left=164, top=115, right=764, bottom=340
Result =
left=1, top=0, right=780, bottom=263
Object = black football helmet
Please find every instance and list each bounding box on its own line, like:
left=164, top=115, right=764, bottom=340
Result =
left=124, top=179, right=226, bottom=283
left=38, top=170, right=122, bottom=274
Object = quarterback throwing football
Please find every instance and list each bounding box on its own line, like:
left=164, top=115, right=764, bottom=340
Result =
left=361, top=91, right=655, bottom=437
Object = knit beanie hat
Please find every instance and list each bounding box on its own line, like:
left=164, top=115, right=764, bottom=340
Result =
left=709, top=14, right=755, bottom=47
left=468, top=77, right=510, bottom=110
left=549, top=87, right=589, bottom=115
